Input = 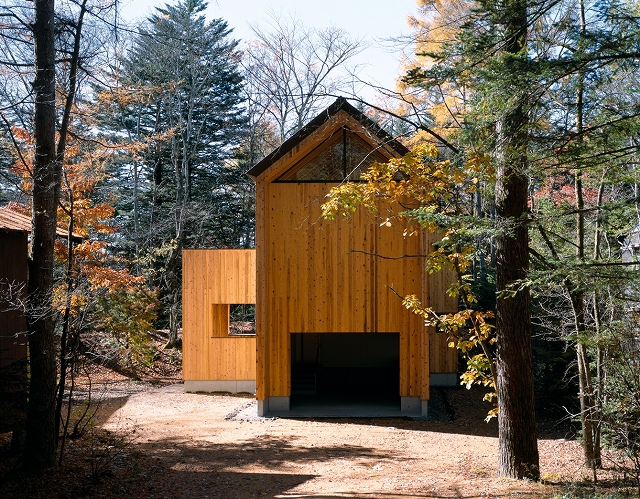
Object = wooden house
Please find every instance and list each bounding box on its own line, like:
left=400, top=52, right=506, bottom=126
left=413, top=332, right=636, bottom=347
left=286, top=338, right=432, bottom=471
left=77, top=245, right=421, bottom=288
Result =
left=246, top=98, right=457, bottom=416
left=182, top=249, right=257, bottom=394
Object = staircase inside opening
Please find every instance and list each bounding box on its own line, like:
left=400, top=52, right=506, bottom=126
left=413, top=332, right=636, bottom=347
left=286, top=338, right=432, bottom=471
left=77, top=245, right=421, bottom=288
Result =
left=290, top=332, right=400, bottom=411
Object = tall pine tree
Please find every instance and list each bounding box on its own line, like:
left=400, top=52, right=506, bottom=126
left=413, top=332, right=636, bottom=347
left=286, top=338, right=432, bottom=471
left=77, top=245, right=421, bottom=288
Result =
left=402, top=0, right=640, bottom=475
left=97, top=0, right=247, bottom=345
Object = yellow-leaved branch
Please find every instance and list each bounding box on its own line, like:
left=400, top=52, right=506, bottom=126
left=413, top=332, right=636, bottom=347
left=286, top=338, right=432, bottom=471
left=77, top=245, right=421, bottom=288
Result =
left=322, top=142, right=499, bottom=420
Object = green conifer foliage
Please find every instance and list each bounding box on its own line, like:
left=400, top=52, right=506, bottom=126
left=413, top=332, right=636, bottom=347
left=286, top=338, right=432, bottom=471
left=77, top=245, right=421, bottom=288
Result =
left=97, top=0, right=248, bottom=345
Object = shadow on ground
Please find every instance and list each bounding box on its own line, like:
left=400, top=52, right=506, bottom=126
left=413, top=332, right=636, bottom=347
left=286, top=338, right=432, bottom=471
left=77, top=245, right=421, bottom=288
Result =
left=141, top=433, right=393, bottom=469
left=262, top=386, right=572, bottom=440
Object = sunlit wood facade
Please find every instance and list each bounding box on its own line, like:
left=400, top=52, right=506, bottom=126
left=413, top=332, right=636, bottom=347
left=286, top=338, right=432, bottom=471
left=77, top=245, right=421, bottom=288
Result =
left=182, top=249, right=257, bottom=393
left=246, top=98, right=457, bottom=416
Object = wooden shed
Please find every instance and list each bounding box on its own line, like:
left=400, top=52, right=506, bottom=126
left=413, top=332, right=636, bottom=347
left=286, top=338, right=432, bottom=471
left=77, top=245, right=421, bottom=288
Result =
left=246, top=98, right=458, bottom=416
left=0, top=207, right=82, bottom=433
left=0, top=208, right=30, bottom=434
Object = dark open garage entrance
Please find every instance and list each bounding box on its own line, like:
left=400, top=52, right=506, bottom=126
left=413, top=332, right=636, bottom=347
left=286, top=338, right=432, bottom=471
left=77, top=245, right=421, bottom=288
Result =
left=290, top=333, right=400, bottom=415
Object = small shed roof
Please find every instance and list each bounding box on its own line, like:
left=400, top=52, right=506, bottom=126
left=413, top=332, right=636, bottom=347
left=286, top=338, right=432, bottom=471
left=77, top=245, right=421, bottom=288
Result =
left=0, top=206, right=82, bottom=241
left=0, top=207, right=32, bottom=233
left=247, top=97, right=410, bottom=180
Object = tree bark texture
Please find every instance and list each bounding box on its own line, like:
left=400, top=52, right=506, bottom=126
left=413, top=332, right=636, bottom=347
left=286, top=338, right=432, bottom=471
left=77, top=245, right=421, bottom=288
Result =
left=23, top=0, right=60, bottom=469
left=572, top=0, right=601, bottom=463
left=494, top=153, right=540, bottom=479
left=493, top=0, right=540, bottom=479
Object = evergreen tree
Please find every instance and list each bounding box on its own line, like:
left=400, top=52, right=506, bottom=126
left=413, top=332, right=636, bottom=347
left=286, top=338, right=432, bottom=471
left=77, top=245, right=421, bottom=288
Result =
left=525, top=0, right=640, bottom=468
left=332, top=0, right=634, bottom=479
left=401, top=0, right=540, bottom=478
left=401, top=0, right=640, bottom=475
left=97, top=0, right=247, bottom=345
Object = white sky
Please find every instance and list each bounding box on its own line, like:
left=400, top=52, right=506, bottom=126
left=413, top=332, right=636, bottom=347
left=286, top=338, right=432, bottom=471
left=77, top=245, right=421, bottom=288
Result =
left=118, top=0, right=420, bottom=101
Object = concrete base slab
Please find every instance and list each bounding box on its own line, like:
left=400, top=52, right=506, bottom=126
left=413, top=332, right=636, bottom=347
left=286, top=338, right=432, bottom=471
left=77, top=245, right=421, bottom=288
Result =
left=430, top=373, right=458, bottom=386
left=184, top=380, right=256, bottom=394
left=269, top=396, right=290, bottom=411
left=236, top=381, right=256, bottom=393
left=401, top=396, right=421, bottom=412
left=257, top=399, right=267, bottom=417
left=422, top=400, right=429, bottom=417
left=260, top=395, right=424, bottom=418
left=258, top=396, right=290, bottom=416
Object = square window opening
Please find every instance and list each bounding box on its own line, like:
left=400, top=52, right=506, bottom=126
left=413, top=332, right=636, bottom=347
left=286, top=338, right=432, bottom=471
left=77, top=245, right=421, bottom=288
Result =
left=229, top=304, right=255, bottom=336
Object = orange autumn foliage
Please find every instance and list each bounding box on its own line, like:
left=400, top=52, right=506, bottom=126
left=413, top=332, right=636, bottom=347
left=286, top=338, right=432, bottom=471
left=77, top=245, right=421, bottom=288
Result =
left=9, top=113, right=158, bottom=340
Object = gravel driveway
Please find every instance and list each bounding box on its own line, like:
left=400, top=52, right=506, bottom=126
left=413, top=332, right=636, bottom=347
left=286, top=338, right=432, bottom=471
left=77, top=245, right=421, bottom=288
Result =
left=95, top=383, right=586, bottom=499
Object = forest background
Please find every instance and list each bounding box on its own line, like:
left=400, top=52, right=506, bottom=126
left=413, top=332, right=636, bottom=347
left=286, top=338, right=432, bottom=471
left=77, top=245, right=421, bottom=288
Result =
left=1, top=0, right=640, bottom=490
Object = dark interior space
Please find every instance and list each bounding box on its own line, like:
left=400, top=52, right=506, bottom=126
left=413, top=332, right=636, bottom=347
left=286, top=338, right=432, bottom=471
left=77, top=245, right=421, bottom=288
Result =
left=290, top=333, right=400, bottom=410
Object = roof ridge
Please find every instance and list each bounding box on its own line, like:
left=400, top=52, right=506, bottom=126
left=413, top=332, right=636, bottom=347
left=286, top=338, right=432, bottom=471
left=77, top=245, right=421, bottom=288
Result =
left=246, top=97, right=409, bottom=179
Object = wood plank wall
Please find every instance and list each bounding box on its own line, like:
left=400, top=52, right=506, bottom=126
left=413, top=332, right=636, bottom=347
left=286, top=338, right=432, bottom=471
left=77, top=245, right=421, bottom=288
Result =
left=375, top=213, right=427, bottom=399
left=421, top=231, right=459, bottom=377
left=182, top=250, right=256, bottom=381
left=0, top=231, right=27, bottom=369
left=185, top=337, right=256, bottom=381
left=0, top=231, right=28, bottom=432
left=256, top=182, right=431, bottom=399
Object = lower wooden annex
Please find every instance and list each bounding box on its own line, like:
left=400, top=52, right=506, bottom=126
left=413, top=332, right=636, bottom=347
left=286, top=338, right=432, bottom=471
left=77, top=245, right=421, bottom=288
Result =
left=182, top=249, right=256, bottom=394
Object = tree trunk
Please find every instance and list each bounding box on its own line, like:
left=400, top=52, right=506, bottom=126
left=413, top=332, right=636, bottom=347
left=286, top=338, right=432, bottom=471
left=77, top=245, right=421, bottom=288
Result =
left=571, top=0, right=601, bottom=465
left=167, top=295, right=182, bottom=349
left=592, top=291, right=603, bottom=467
left=576, top=336, right=597, bottom=467
left=493, top=0, right=540, bottom=479
left=53, top=0, right=87, bottom=458
left=573, top=167, right=598, bottom=469
left=572, top=169, right=600, bottom=469
left=23, top=0, right=60, bottom=470
left=164, top=240, right=183, bottom=349
left=494, top=153, right=540, bottom=479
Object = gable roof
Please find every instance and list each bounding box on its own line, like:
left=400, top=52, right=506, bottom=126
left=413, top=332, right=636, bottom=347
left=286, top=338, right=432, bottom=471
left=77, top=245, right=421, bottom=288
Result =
left=0, top=206, right=82, bottom=241
left=246, top=97, right=410, bottom=180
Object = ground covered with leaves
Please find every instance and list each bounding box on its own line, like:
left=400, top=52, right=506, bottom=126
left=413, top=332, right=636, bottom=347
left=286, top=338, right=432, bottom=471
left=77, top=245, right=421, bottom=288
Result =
left=0, top=350, right=635, bottom=499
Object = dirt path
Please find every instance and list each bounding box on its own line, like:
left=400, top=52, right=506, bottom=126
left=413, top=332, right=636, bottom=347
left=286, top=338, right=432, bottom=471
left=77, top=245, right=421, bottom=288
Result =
left=92, top=384, right=586, bottom=499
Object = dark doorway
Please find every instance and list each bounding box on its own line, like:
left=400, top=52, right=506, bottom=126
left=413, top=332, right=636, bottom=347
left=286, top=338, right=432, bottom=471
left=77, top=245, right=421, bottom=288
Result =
left=290, top=333, right=400, bottom=413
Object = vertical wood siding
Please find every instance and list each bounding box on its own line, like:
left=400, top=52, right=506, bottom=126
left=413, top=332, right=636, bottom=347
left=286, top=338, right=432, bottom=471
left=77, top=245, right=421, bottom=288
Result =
left=192, top=109, right=461, bottom=401
left=0, top=231, right=28, bottom=431
left=421, top=231, right=459, bottom=376
left=182, top=250, right=256, bottom=381
left=0, top=231, right=28, bottom=370
left=257, top=183, right=431, bottom=398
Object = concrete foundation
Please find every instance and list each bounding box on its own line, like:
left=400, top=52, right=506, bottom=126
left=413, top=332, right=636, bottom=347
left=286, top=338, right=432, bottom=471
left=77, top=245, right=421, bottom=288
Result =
left=401, top=396, right=421, bottom=412
left=184, top=380, right=256, bottom=394
left=258, top=395, right=428, bottom=417
left=258, top=396, right=290, bottom=416
left=429, top=373, right=458, bottom=386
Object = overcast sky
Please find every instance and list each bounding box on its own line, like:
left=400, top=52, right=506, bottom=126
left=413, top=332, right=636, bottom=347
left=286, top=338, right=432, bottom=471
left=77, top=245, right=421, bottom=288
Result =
left=118, top=0, right=420, bottom=100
